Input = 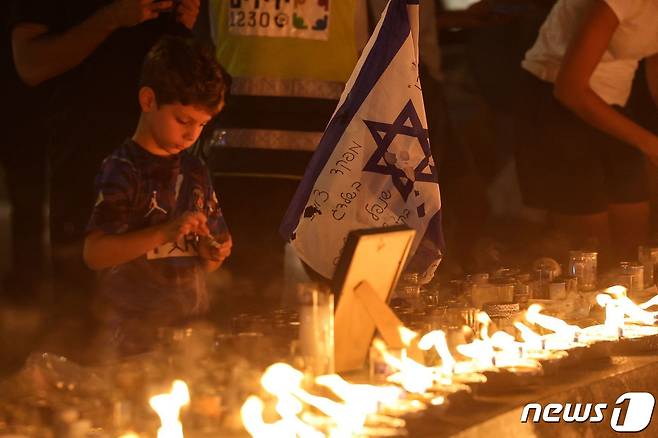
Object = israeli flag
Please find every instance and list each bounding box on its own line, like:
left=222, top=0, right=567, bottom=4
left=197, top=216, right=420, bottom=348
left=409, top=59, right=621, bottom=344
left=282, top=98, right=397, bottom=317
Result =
left=280, top=0, right=444, bottom=283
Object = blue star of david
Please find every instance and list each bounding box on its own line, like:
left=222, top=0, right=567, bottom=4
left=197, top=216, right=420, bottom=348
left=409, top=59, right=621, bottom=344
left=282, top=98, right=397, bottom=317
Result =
left=363, top=100, right=438, bottom=201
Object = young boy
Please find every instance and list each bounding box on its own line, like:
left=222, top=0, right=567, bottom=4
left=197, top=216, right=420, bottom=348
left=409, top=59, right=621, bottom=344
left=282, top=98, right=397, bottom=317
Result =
left=83, top=36, right=232, bottom=356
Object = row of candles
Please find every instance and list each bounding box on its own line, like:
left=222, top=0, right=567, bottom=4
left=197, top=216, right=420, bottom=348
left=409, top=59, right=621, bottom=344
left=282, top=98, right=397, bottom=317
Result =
left=59, top=284, right=658, bottom=438
left=238, top=285, right=658, bottom=437
left=136, top=249, right=658, bottom=436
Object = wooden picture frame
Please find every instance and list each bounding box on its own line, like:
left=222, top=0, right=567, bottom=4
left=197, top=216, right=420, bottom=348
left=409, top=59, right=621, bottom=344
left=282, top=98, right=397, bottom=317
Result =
left=333, top=226, right=416, bottom=372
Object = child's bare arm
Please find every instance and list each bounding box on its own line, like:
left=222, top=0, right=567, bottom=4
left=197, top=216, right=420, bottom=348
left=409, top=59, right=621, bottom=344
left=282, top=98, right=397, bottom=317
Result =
left=84, top=211, right=209, bottom=270
left=554, top=1, right=658, bottom=165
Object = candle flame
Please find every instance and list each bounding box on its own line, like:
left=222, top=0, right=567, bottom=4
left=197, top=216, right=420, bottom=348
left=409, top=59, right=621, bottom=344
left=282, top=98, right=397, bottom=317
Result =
left=514, top=322, right=543, bottom=349
left=235, top=289, right=658, bottom=437
left=639, top=294, right=658, bottom=310
left=398, top=326, right=418, bottom=345
left=241, top=395, right=319, bottom=438
left=241, top=362, right=415, bottom=437
left=418, top=330, right=456, bottom=374
left=601, top=286, right=658, bottom=325
left=373, top=338, right=435, bottom=393
left=525, top=304, right=580, bottom=340
left=149, top=380, right=190, bottom=438
left=476, top=312, right=492, bottom=340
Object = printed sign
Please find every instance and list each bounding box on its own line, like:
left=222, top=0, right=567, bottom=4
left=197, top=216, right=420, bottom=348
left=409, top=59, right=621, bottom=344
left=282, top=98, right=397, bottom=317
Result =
left=228, top=0, right=330, bottom=40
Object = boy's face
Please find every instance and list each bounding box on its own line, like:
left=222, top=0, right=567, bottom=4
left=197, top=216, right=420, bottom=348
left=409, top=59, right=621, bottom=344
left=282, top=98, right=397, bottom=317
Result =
left=150, top=102, right=213, bottom=156
left=140, top=87, right=221, bottom=156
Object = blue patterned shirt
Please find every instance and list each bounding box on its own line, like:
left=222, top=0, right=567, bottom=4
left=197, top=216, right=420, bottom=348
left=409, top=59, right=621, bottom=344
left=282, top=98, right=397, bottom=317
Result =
left=87, top=140, right=229, bottom=327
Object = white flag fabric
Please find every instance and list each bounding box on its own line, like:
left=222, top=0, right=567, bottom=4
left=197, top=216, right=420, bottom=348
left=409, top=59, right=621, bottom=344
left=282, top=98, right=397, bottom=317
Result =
left=280, top=0, right=444, bottom=283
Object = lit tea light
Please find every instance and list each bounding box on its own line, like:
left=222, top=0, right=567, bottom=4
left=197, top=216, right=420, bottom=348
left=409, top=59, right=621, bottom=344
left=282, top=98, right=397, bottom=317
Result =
left=241, top=395, right=319, bottom=438
left=149, top=380, right=190, bottom=438
left=418, top=330, right=456, bottom=375
left=597, top=293, right=626, bottom=338
left=639, top=294, right=658, bottom=310
left=514, top=321, right=544, bottom=351
left=604, top=286, right=658, bottom=325
left=525, top=304, right=580, bottom=340
left=372, top=339, right=435, bottom=394
left=242, top=362, right=415, bottom=437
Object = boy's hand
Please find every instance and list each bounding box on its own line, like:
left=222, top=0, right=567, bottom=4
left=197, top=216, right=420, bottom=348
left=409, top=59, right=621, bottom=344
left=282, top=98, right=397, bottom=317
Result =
left=198, top=234, right=232, bottom=263
left=163, top=211, right=209, bottom=242
left=106, top=0, right=174, bottom=28
left=176, top=0, right=201, bottom=30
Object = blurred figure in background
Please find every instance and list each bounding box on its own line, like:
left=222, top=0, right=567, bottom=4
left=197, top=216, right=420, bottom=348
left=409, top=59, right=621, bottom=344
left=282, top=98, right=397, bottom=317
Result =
left=462, top=0, right=558, bottom=266
left=516, top=0, right=658, bottom=265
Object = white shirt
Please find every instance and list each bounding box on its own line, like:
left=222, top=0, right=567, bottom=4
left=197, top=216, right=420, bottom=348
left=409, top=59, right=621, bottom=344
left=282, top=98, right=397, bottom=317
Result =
left=522, top=0, right=658, bottom=106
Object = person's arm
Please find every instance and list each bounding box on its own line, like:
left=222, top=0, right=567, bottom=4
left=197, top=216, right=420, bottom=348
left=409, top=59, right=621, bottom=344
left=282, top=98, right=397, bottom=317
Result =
left=11, top=0, right=173, bottom=86
left=177, top=0, right=201, bottom=30
left=84, top=224, right=169, bottom=270
left=84, top=211, right=209, bottom=270
left=553, top=0, right=658, bottom=164
left=645, top=53, right=658, bottom=108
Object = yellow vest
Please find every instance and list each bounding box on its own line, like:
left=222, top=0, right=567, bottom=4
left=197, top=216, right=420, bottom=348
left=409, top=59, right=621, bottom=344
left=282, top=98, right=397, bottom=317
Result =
left=212, top=0, right=358, bottom=83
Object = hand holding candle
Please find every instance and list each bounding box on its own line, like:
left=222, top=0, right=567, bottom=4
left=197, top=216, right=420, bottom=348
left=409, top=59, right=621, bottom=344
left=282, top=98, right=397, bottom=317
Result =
left=198, top=233, right=232, bottom=262
left=163, top=211, right=209, bottom=242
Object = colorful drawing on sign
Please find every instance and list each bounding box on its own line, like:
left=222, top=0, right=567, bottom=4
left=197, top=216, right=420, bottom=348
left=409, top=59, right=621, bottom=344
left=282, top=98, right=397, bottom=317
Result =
left=293, top=13, right=308, bottom=30
left=312, top=15, right=328, bottom=31
left=228, top=0, right=330, bottom=40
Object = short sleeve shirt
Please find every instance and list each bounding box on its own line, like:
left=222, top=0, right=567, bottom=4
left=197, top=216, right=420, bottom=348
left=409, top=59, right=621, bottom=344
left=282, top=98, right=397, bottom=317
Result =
left=87, top=140, right=229, bottom=324
left=522, top=0, right=658, bottom=106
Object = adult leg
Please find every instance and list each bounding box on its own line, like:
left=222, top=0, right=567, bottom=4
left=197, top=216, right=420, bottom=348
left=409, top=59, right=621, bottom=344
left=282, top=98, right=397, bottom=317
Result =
left=421, top=65, right=488, bottom=273
left=608, top=201, right=649, bottom=262
left=515, top=77, right=609, bottom=262
left=550, top=211, right=612, bottom=268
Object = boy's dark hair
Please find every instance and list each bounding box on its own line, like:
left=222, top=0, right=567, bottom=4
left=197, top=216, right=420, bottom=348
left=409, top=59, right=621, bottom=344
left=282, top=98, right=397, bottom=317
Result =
left=140, top=36, right=227, bottom=114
